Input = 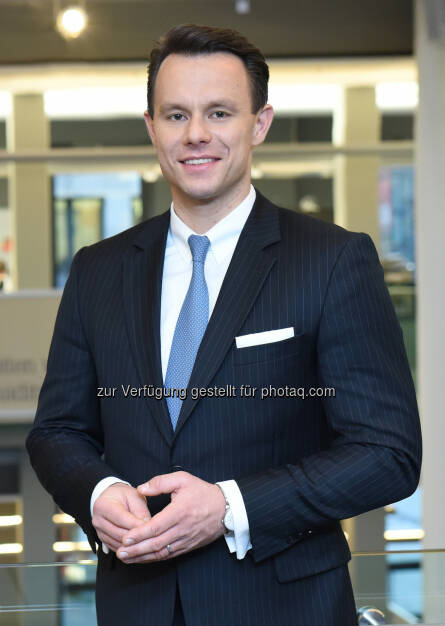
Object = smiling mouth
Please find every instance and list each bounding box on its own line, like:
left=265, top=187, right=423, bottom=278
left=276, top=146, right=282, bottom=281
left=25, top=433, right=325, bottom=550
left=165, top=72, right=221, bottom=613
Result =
left=180, top=158, right=221, bottom=165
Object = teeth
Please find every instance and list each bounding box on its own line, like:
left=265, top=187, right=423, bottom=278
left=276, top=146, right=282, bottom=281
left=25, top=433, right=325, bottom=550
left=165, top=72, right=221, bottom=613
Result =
left=184, top=158, right=216, bottom=165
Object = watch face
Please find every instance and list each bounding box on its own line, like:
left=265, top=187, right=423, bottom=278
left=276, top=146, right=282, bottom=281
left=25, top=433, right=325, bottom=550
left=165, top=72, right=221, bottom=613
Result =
left=224, top=508, right=234, bottom=532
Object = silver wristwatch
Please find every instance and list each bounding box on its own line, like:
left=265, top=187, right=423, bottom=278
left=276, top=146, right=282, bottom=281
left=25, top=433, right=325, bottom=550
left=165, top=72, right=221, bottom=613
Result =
left=216, top=484, right=234, bottom=533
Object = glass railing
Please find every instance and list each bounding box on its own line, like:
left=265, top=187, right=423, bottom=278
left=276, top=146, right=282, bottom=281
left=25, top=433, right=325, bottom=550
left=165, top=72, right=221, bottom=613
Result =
left=1, top=550, right=444, bottom=625
left=0, top=561, right=96, bottom=625
left=352, top=549, right=445, bottom=625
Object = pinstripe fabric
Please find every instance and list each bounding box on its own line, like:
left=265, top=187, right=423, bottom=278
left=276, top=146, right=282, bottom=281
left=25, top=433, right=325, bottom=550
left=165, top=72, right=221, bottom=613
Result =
left=26, top=189, right=421, bottom=626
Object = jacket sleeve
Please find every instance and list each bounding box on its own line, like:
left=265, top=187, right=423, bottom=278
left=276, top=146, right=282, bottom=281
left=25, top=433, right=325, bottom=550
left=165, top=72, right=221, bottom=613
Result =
left=236, top=232, right=422, bottom=563
left=26, top=248, right=126, bottom=551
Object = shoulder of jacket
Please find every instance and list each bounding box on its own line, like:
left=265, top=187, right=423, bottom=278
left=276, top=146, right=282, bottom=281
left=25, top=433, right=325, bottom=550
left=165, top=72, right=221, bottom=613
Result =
left=77, top=211, right=168, bottom=263
left=275, top=205, right=360, bottom=250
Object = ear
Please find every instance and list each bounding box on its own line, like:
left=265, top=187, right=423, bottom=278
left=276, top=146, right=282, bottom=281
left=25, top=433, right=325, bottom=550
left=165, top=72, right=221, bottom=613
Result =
left=252, top=104, right=274, bottom=147
left=144, top=110, right=157, bottom=147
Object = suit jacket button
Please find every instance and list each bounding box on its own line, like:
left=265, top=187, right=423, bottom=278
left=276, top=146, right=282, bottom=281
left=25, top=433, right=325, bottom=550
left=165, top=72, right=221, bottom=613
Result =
left=170, top=465, right=183, bottom=472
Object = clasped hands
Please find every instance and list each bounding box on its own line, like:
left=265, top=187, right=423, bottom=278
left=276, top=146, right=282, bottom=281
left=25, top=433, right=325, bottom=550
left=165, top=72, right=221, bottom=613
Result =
left=91, top=471, right=227, bottom=564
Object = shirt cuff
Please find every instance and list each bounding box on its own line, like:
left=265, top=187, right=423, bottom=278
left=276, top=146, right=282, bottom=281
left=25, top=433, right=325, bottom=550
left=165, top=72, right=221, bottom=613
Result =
left=90, top=477, right=130, bottom=554
left=216, top=479, right=252, bottom=559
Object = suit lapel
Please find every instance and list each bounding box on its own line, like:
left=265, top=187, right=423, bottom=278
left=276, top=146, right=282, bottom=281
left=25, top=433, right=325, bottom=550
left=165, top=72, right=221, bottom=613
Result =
left=173, top=191, right=281, bottom=439
left=122, top=192, right=282, bottom=445
left=122, top=210, right=174, bottom=447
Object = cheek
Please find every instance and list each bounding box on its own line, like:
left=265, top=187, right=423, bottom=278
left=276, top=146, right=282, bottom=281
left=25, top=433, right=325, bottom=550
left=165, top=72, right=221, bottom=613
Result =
left=217, top=128, right=246, bottom=150
left=157, top=144, right=178, bottom=170
left=154, top=129, right=179, bottom=158
left=226, top=132, right=253, bottom=162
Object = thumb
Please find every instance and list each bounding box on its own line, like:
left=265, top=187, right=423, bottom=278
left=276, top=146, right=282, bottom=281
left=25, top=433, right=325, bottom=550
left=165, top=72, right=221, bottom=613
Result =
left=137, top=473, right=181, bottom=497
left=126, top=491, right=151, bottom=522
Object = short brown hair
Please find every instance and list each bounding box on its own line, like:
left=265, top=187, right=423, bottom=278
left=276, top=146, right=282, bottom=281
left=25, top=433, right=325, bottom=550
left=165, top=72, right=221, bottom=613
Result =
left=147, top=23, right=269, bottom=117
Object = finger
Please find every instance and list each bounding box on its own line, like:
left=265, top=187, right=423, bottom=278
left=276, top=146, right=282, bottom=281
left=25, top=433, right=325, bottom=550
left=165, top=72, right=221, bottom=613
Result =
left=119, top=536, right=187, bottom=564
left=100, top=498, right=145, bottom=530
left=118, top=526, right=184, bottom=560
left=122, top=503, right=179, bottom=546
left=123, top=546, right=177, bottom=563
left=126, top=491, right=151, bottom=522
left=97, top=531, right=121, bottom=553
left=137, top=472, right=186, bottom=497
left=93, top=515, right=130, bottom=544
left=97, top=526, right=122, bottom=551
left=124, top=539, right=192, bottom=564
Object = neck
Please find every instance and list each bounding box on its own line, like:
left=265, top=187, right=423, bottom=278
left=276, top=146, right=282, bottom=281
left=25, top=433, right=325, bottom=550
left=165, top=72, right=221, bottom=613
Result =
left=171, top=182, right=251, bottom=234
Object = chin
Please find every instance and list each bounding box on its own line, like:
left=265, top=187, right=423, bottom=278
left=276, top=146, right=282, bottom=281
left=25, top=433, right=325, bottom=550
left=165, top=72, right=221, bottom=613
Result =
left=181, top=183, right=223, bottom=202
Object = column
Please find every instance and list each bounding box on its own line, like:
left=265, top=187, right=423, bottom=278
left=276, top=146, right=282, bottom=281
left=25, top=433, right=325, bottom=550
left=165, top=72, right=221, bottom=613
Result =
left=415, top=0, right=445, bottom=621
left=333, top=86, right=381, bottom=249
left=333, top=85, right=387, bottom=615
left=7, top=94, right=52, bottom=289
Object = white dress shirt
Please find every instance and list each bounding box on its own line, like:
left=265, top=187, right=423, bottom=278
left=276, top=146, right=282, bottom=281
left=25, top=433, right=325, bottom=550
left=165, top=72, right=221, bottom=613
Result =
left=91, top=185, right=256, bottom=559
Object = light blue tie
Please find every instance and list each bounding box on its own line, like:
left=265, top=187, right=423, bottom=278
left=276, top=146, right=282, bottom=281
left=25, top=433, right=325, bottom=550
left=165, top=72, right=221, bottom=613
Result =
left=165, top=234, right=211, bottom=430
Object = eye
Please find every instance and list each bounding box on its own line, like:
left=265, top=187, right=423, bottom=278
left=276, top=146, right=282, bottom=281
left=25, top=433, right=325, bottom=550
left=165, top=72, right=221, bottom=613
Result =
left=169, top=113, right=186, bottom=121
left=211, top=111, right=228, bottom=119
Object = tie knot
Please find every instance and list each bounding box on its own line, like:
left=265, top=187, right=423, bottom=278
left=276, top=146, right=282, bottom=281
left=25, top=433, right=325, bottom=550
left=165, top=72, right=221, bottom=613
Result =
left=188, top=234, right=210, bottom=264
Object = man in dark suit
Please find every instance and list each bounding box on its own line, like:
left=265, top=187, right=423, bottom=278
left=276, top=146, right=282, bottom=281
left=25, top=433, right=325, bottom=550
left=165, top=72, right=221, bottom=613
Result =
left=26, top=24, right=421, bottom=626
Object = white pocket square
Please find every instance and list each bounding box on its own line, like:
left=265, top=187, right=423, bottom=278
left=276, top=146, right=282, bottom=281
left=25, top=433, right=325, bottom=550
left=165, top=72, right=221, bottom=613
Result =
left=235, top=327, right=295, bottom=349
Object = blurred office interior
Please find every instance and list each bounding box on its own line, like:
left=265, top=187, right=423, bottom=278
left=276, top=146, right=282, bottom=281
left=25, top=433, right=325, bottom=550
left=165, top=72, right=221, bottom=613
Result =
left=0, top=0, right=444, bottom=623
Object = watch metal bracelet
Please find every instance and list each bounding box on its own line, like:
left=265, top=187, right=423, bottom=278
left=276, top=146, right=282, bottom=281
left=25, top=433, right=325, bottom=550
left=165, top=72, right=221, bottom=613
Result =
left=216, top=483, right=231, bottom=532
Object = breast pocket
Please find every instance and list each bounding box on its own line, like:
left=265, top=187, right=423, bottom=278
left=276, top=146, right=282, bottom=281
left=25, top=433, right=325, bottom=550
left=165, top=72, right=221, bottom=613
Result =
left=232, top=333, right=307, bottom=366
left=231, top=333, right=312, bottom=389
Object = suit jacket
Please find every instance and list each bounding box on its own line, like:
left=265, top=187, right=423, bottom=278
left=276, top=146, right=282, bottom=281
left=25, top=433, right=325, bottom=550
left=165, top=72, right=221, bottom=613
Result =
left=26, top=190, right=421, bottom=626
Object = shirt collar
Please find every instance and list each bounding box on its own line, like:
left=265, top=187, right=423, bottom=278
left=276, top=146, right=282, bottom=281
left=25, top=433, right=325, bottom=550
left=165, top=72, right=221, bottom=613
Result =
left=169, top=185, right=256, bottom=265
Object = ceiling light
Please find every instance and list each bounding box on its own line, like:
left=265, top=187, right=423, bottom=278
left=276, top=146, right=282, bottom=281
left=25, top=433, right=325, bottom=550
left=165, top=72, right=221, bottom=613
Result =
left=56, top=6, right=88, bottom=39
left=0, top=543, right=23, bottom=555
left=52, top=513, right=75, bottom=524
left=142, top=167, right=162, bottom=183
left=299, top=195, right=321, bottom=213
left=235, top=0, right=250, bottom=14
left=53, top=541, right=92, bottom=552
left=0, top=515, right=22, bottom=527
left=250, top=166, right=263, bottom=179
left=64, top=564, right=88, bottom=583
left=384, top=528, right=425, bottom=541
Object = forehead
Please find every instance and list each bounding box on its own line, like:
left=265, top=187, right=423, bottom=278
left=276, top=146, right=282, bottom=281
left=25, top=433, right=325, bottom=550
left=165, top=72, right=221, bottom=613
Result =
left=154, top=52, right=251, bottom=107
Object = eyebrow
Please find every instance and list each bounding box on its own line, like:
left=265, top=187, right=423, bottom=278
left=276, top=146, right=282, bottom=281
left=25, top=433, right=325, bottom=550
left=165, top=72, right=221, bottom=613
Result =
left=159, top=99, right=239, bottom=114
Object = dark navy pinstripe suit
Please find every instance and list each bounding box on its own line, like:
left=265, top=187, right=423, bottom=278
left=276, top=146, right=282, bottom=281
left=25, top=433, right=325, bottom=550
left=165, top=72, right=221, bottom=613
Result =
left=27, top=190, right=421, bottom=625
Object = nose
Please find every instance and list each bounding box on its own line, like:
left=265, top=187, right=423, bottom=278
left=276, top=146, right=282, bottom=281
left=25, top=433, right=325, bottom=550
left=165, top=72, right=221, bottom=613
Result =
left=183, top=115, right=212, bottom=145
